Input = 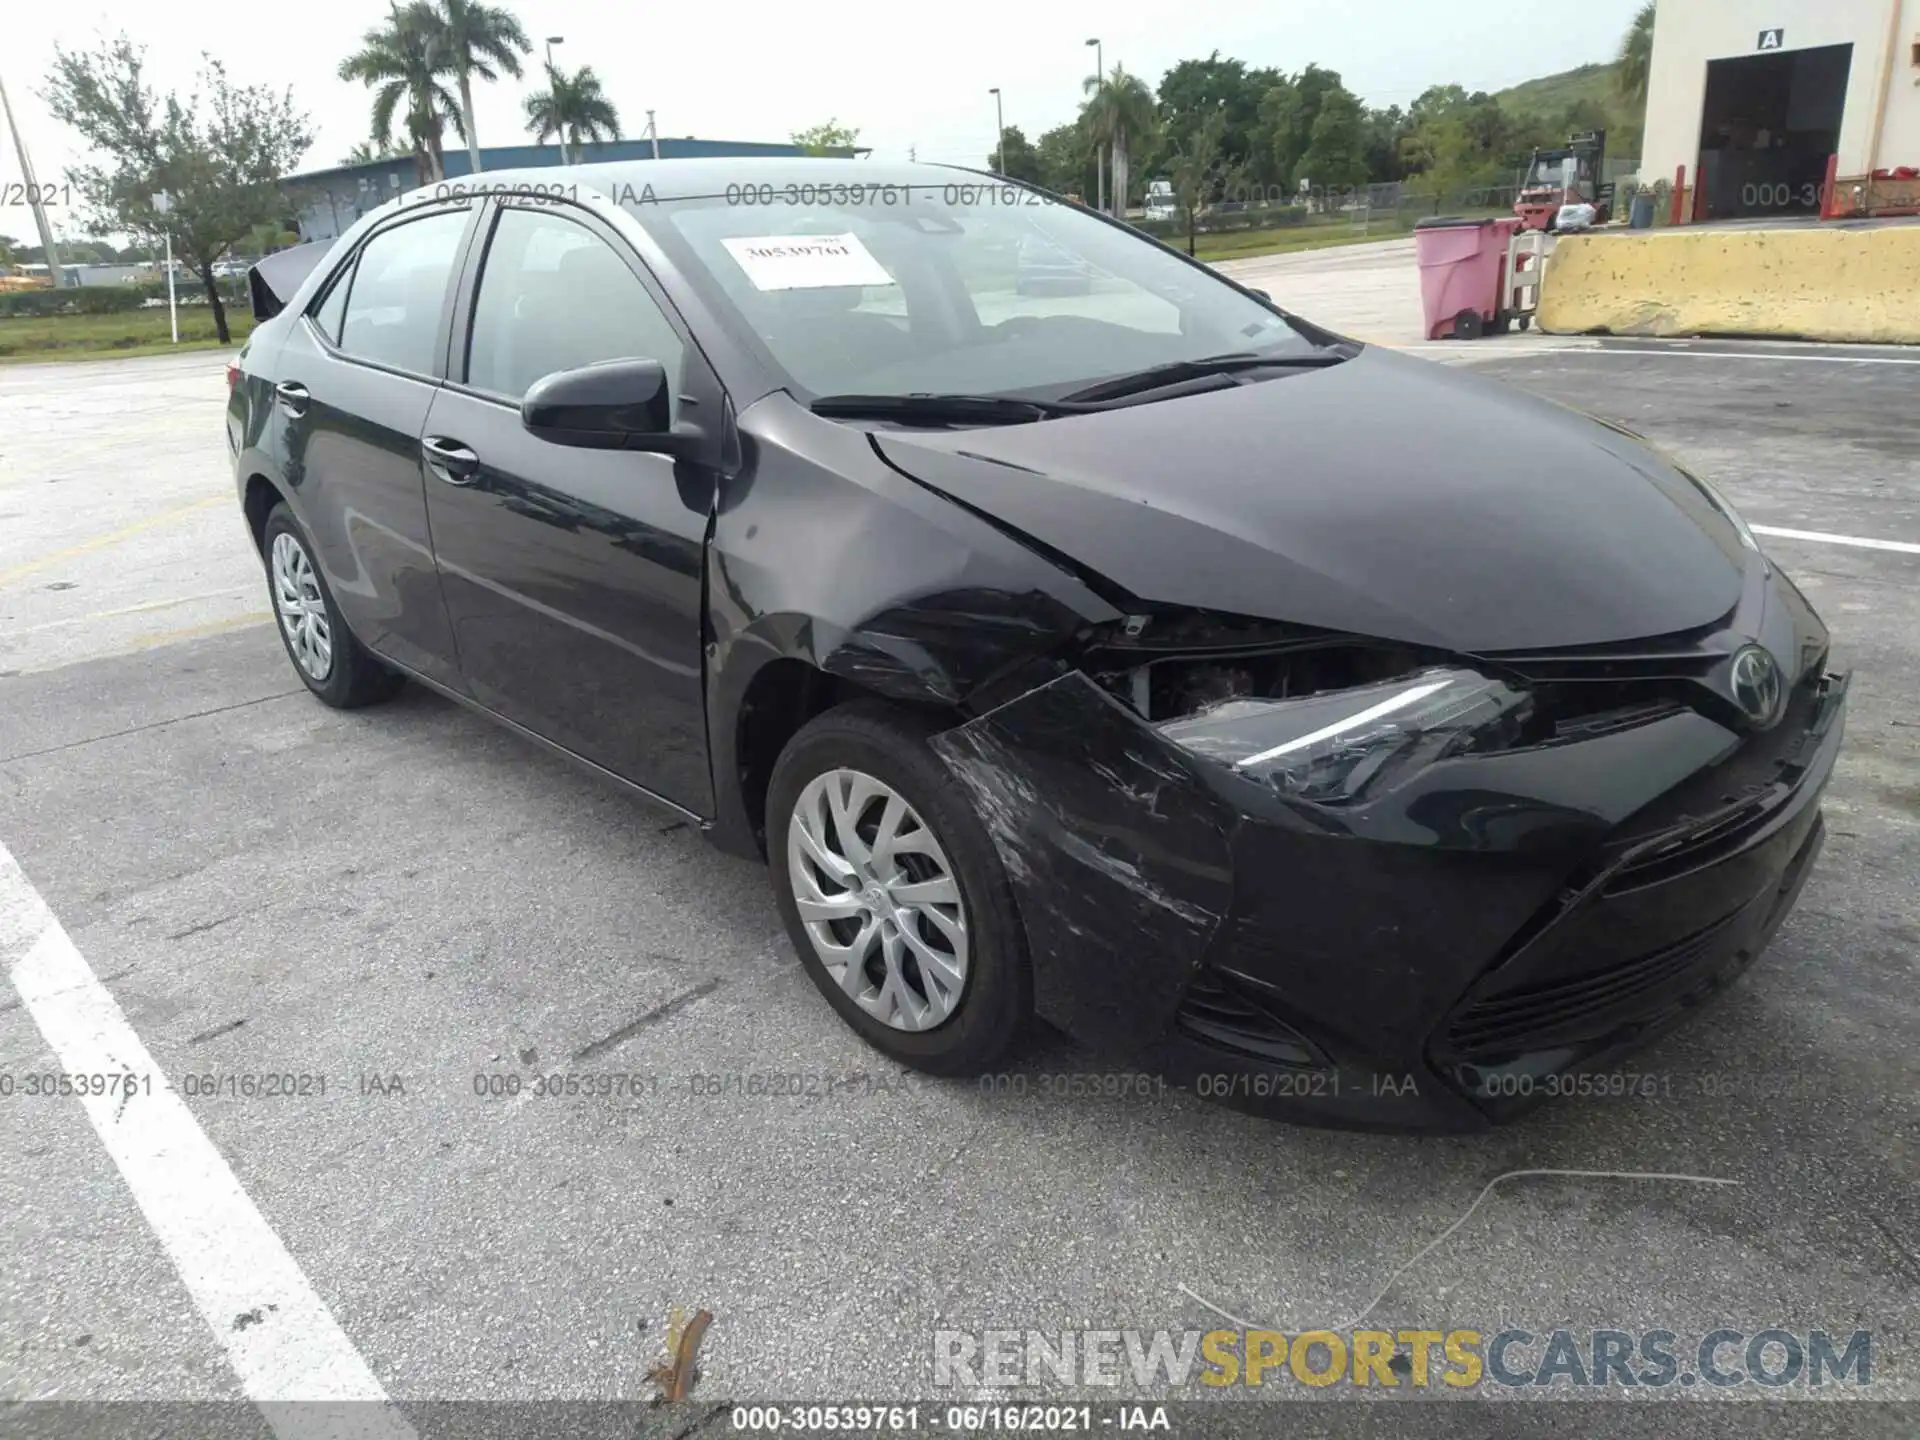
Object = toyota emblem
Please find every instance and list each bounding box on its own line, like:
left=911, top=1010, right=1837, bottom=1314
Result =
left=1728, top=645, right=1783, bottom=725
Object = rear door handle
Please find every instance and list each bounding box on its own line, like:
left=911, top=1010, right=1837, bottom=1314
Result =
left=274, top=381, right=310, bottom=417
left=421, top=435, right=480, bottom=485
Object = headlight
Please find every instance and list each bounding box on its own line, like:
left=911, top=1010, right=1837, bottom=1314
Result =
left=1156, top=668, right=1531, bottom=806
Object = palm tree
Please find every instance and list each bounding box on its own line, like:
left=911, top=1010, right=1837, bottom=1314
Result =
left=341, top=138, right=403, bottom=165
left=338, top=2, right=465, bottom=186
left=1082, top=64, right=1157, bottom=218
left=433, top=0, right=529, bottom=175
left=1617, top=2, right=1656, bottom=114
left=523, top=63, right=621, bottom=164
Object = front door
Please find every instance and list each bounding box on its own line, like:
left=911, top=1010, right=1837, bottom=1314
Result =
left=421, top=200, right=715, bottom=814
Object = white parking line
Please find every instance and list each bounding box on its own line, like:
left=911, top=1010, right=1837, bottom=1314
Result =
left=1754, top=525, right=1920, bottom=556
left=1581, top=347, right=1920, bottom=366
left=0, top=839, right=416, bottom=1440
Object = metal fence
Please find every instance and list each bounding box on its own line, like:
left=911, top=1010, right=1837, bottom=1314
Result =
left=1131, top=182, right=1533, bottom=242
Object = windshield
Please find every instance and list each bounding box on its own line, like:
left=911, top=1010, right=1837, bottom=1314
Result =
left=1527, top=155, right=1571, bottom=187
left=621, top=181, right=1315, bottom=400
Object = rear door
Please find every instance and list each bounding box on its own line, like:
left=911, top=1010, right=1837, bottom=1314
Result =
left=274, top=202, right=478, bottom=690
left=419, top=199, right=717, bottom=814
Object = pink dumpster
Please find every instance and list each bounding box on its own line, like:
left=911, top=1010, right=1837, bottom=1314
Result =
left=1414, top=216, right=1523, bottom=340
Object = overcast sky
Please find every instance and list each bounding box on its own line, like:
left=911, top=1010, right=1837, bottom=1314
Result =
left=1, top=0, right=1644, bottom=244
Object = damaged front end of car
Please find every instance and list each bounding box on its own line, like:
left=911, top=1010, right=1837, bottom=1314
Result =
left=930, top=603, right=1848, bottom=1132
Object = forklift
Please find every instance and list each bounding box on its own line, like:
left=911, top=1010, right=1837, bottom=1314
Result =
left=1515, top=129, right=1612, bottom=231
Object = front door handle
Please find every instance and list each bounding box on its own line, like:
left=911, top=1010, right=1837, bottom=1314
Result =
left=274, top=381, right=310, bottom=417
left=421, top=435, right=480, bottom=485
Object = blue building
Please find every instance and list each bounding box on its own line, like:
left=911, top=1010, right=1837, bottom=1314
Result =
left=283, top=136, right=859, bottom=242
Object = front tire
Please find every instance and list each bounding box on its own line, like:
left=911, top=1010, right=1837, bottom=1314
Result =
left=262, top=503, right=402, bottom=709
left=767, top=702, right=1031, bottom=1076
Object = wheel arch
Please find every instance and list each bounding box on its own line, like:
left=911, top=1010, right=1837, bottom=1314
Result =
left=242, top=471, right=287, bottom=557
left=710, top=643, right=963, bottom=861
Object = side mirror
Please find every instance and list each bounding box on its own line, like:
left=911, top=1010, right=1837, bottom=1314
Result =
left=520, top=357, right=702, bottom=454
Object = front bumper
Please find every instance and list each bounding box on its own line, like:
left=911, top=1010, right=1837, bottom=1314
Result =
left=933, top=656, right=1848, bottom=1134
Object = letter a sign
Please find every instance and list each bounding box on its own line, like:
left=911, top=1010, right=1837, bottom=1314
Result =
left=1758, top=28, right=1785, bottom=50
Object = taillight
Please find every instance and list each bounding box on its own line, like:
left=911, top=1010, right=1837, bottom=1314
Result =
left=225, top=359, right=240, bottom=391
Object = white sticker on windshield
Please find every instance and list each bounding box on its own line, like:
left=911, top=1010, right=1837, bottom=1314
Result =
left=719, top=233, right=896, bottom=291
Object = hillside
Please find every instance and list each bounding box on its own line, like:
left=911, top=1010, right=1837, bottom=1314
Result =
left=1495, top=61, right=1619, bottom=119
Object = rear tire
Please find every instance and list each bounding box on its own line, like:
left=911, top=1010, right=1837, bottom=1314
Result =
left=767, top=701, right=1031, bottom=1077
left=262, top=503, right=403, bottom=709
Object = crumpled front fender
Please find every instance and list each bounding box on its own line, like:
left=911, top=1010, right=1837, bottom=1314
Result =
left=930, top=672, right=1241, bottom=1055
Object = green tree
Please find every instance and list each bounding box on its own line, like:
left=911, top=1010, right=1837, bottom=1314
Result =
left=791, top=119, right=860, bottom=156
left=44, top=34, right=311, bottom=342
left=65, top=237, right=121, bottom=263
left=1083, top=64, right=1157, bottom=215
left=988, top=125, right=1042, bottom=184
left=1035, top=121, right=1097, bottom=200
left=1401, top=85, right=1526, bottom=195
left=1169, top=107, right=1227, bottom=254
left=338, top=2, right=464, bottom=185
left=1363, top=105, right=1411, bottom=184
left=0, top=235, right=18, bottom=265
left=1617, top=3, right=1656, bottom=114
left=246, top=219, right=299, bottom=252
left=523, top=63, right=621, bottom=163
left=433, top=0, right=529, bottom=175
left=1153, top=53, right=1283, bottom=191
left=1295, top=88, right=1368, bottom=193
left=1258, top=64, right=1346, bottom=192
left=341, top=137, right=404, bottom=165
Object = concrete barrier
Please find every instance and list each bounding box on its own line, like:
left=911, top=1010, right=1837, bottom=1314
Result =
left=1537, top=226, right=1920, bottom=344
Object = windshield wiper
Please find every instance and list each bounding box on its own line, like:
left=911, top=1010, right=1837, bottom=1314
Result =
left=1058, top=349, right=1348, bottom=405
left=809, top=393, right=1092, bottom=426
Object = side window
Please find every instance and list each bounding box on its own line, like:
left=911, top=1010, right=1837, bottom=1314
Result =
left=309, top=265, right=350, bottom=344
left=466, top=206, right=685, bottom=408
left=335, top=210, right=470, bottom=375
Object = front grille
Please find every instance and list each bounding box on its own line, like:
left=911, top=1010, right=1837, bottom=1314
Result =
left=1175, top=970, right=1323, bottom=1067
left=1442, top=908, right=1745, bottom=1060
left=1608, top=795, right=1776, bottom=892
left=1602, top=672, right=1833, bottom=894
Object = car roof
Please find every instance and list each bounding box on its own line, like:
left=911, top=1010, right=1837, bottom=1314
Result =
left=397, top=156, right=998, bottom=209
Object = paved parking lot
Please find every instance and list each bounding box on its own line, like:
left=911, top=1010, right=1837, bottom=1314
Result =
left=3, top=334, right=1918, bottom=1436
left=1217, top=235, right=1424, bottom=344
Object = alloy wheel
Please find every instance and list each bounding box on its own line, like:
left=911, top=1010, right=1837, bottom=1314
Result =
left=786, top=767, right=970, bottom=1031
left=271, top=531, right=333, bottom=682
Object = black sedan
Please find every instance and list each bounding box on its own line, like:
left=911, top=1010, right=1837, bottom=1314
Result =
left=229, top=160, right=1845, bottom=1130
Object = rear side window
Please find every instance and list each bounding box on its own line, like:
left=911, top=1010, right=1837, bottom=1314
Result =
left=309, top=270, right=349, bottom=344
left=465, top=206, right=684, bottom=407
left=335, top=210, right=470, bottom=375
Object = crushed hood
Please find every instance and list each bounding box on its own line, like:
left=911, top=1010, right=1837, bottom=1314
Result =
left=870, top=347, right=1747, bottom=653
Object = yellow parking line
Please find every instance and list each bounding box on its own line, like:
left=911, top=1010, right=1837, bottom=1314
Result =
left=128, top=612, right=274, bottom=651
left=0, top=497, right=227, bottom=589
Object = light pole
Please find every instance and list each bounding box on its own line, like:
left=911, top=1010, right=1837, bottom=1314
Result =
left=544, top=37, right=567, bottom=163
left=151, top=191, right=178, bottom=345
left=988, top=88, right=1004, bottom=173
left=1085, top=38, right=1103, bottom=212
left=647, top=109, right=660, bottom=161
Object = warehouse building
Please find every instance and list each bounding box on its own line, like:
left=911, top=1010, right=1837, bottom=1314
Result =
left=1641, top=0, right=1920, bottom=219
left=283, top=136, right=854, bottom=242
